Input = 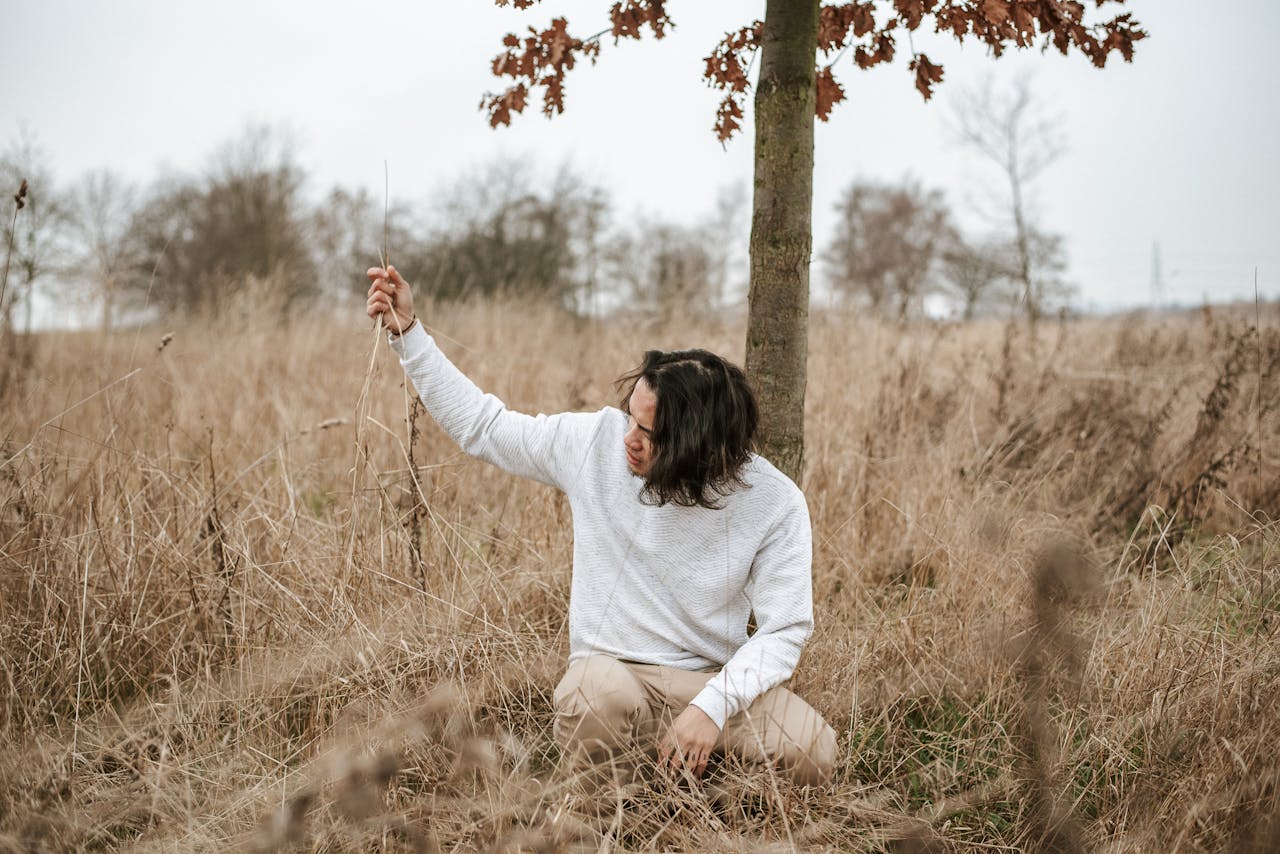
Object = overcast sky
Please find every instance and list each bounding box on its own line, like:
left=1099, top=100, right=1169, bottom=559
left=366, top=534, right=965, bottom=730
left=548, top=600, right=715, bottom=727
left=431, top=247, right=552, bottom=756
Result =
left=3, top=0, right=1277, bottom=312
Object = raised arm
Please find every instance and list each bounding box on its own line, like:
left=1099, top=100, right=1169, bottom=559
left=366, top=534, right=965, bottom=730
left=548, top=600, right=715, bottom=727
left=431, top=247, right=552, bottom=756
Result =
left=366, top=266, right=601, bottom=492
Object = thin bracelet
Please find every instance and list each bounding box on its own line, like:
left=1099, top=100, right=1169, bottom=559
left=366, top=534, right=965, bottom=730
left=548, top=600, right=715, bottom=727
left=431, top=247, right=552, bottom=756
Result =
left=389, top=317, right=418, bottom=339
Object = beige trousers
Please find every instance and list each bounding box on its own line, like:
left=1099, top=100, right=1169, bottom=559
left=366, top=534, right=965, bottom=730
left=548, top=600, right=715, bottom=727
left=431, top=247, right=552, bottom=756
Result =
left=553, top=654, right=837, bottom=786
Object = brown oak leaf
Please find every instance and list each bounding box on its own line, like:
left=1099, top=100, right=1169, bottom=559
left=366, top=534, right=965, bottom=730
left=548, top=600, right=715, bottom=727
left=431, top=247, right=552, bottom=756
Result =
left=981, top=0, right=1009, bottom=25
left=909, top=53, right=944, bottom=100
left=815, top=66, right=846, bottom=121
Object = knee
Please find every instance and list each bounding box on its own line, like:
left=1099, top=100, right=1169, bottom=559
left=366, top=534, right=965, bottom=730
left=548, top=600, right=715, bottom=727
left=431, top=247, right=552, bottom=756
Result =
left=741, top=693, right=839, bottom=786
left=553, top=656, right=643, bottom=754
left=781, top=718, right=838, bottom=786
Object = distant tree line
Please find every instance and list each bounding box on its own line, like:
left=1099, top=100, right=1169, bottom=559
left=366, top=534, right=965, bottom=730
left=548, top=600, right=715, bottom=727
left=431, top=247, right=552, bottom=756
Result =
left=2, top=79, right=1070, bottom=331
left=1, top=125, right=751, bottom=331
left=822, top=77, right=1072, bottom=322
left=822, top=175, right=1068, bottom=321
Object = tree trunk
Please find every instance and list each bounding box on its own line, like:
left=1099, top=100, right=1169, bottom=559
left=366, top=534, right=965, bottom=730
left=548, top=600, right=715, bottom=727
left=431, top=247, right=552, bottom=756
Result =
left=1009, top=157, right=1038, bottom=328
left=100, top=273, right=115, bottom=333
left=744, top=0, right=818, bottom=485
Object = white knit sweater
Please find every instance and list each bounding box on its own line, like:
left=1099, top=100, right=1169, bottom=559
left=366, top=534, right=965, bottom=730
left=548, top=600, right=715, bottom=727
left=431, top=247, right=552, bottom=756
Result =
left=390, top=324, right=814, bottom=729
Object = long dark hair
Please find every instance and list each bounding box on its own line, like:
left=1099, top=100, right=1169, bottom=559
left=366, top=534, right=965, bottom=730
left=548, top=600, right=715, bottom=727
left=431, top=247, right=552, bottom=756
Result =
left=616, top=349, right=758, bottom=509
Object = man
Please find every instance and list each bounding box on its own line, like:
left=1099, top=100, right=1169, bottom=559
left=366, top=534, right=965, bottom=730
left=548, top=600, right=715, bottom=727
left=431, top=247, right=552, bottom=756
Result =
left=366, top=265, right=836, bottom=786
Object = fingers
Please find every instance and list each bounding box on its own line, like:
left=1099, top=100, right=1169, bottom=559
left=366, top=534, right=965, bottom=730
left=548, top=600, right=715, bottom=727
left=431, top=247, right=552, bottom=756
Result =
left=656, top=735, right=673, bottom=769
left=368, top=266, right=408, bottom=285
left=365, top=267, right=410, bottom=329
left=670, top=750, right=707, bottom=778
left=366, top=268, right=396, bottom=297
left=366, top=280, right=398, bottom=319
left=367, top=292, right=393, bottom=321
left=366, top=268, right=407, bottom=304
left=658, top=734, right=688, bottom=777
left=656, top=739, right=709, bottom=779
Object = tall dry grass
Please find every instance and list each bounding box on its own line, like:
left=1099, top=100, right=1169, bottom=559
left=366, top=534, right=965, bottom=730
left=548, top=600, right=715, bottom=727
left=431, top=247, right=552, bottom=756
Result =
left=1, top=296, right=1277, bottom=852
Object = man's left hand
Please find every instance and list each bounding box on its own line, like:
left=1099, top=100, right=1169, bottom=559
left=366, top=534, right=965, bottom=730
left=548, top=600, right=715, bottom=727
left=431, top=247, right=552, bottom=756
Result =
left=657, top=704, right=720, bottom=779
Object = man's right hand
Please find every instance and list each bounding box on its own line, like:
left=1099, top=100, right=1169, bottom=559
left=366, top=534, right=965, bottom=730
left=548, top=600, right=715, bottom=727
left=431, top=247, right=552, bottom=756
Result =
left=366, top=266, right=417, bottom=336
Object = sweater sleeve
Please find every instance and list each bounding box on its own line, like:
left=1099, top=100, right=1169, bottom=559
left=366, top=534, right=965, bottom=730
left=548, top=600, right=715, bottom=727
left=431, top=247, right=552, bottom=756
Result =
left=389, top=323, right=602, bottom=493
left=687, top=492, right=814, bottom=730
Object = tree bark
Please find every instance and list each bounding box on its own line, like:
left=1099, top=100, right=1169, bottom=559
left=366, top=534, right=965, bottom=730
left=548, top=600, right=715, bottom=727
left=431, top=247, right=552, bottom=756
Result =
left=745, top=0, right=818, bottom=485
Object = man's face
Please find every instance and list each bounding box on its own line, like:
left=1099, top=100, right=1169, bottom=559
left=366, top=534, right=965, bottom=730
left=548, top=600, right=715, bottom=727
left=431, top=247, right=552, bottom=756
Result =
left=624, top=377, right=657, bottom=477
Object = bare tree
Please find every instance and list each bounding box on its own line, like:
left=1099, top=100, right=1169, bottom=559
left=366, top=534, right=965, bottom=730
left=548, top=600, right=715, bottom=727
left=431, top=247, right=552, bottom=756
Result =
left=567, top=181, right=610, bottom=317
left=939, top=232, right=1014, bottom=320
left=1020, top=226, right=1072, bottom=313
left=1, top=133, right=70, bottom=335
left=68, top=169, right=142, bottom=331
left=706, top=181, right=750, bottom=310
left=417, top=159, right=609, bottom=309
left=310, top=185, right=378, bottom=300
left=822, top=177, right=955, bottom=321
left=310, top=185, right=421, bottom=301
left=951, top=76, right=1070, bottom=325
left=124, top=125, right=318, bottom=317
left=607, top=217, right=718, bottom=321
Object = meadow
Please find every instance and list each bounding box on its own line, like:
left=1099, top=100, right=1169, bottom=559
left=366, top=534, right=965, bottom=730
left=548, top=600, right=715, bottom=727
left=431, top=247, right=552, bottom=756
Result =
left=1, top=296, right=1277, bottom=852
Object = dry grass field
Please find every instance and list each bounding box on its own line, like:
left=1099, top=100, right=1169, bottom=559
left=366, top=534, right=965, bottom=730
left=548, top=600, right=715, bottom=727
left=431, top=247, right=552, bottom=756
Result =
left=1, top=297, right=1278, bottom=852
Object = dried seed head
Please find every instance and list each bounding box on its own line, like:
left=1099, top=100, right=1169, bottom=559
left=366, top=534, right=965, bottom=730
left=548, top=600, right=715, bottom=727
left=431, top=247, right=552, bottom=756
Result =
left=378, top=816, right=439, bottom=854
left=413, top=683, right=465, bottom=742
left=250, top=789, right=314, bottom=853
left=419, top=682, right=462, bottom=718
left=335, top=770, right=382, bottom=821
left=370, top=751, right=400, bottom=786
left=454, top=737, right=498, bottom=777
left=1032, top=538, right=1094, bottom=605
left=888, top=821, right=950, bottom=853
left=14, top=179, right=27, bottom=210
